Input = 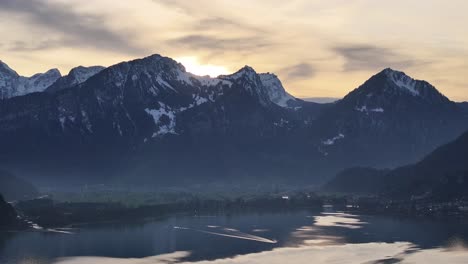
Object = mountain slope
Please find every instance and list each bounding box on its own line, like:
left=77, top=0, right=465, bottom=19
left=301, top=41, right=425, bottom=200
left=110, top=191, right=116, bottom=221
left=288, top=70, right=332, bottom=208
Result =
left=384, top=130, right=468, bottom=200
left=324, top=130, right=468, bottom=200
left=322, top=167, right=389, bottom=194
left=313, top=68, right=468, bottom=170
left=0, top=60, right=61, bottom=99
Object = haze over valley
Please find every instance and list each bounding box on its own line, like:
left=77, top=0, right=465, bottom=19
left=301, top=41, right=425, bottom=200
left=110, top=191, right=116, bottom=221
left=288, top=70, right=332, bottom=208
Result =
left=1, top=1, right=468, bottom=263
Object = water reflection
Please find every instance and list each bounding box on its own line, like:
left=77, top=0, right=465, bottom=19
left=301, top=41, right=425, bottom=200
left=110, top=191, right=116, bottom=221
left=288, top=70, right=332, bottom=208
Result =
left=54, top=242, right=468, bottom=264
left=2, top=211, right=468, bottom=264
left=314, top=212, right=367, bottom=229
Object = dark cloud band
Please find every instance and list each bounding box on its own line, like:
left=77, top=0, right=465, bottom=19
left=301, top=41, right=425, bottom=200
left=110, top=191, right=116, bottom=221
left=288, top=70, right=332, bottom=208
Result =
left=0, top=0, right=147, bottom=54
left=279, top=63, right=316, bottom=81
left=333, top=44, right=419, bottom=72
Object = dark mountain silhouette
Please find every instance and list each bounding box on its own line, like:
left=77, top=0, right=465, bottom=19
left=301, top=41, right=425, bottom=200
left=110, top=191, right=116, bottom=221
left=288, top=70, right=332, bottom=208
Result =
left=0, top=170, right=39, bottom=201
left=313, top=68, right=467, bottom=170
left=322, top=167, right=389, bottom=194
left=324, top=130, right=468, bottom=201
left=0, top=194, right=20, bottom=229
left=384, top=130, right=468, bottom=200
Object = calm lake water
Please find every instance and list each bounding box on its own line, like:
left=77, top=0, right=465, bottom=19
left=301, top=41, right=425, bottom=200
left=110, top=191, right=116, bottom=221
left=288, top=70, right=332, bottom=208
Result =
left=2, top=209, right=468, bottom=263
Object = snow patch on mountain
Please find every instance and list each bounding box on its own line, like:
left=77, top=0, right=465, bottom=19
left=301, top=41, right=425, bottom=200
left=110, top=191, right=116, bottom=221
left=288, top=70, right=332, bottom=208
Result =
left=156, top=75, right=177, bottom=92
left=175, top=68, right=194, bottom=85
left=322, top=133, right=345, bottom=145
left=274, top=118, right=289, bottom=127
left=59, top=117, right=66, bottom=129
left=355, top=105, right=384, bottom=113
left=194, top=75, right=232, bottom=87
left=174, top=68, right=232, bottom=88
left=145, top=103, right=177, bottom=137
left=259, top=73, right=298, bottom=108
left=57, top=106, right=75, bottom=130
left=81, top=110, right=93, bottom=132
left=383, top=68, right=419, bottom=96
left=193, top=95, right=209, bottom=105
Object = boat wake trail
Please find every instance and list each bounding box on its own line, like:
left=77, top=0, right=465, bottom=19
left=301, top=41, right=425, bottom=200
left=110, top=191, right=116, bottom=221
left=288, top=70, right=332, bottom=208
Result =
left=173, top=226, right=277, bottom=244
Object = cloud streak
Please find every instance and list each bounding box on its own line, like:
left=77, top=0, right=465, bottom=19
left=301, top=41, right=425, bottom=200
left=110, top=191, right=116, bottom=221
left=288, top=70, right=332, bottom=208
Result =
left=279, top=63, right=316, bottom=81
left=193, top=16, right=267, bottom=35
left=0, top=0, right=146, bottom=54
left=167, top=35, right=271, bottom=52
left=333, top=44, right=420, bottom=72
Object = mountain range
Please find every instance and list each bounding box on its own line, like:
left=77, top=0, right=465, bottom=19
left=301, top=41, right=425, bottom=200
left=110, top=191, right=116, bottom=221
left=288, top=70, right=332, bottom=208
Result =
left=0, top=54, right=467, bottom=189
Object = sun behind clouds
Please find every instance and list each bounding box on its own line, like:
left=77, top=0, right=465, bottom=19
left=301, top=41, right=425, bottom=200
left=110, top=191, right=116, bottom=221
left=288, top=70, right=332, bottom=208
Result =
left=175, top=56, right=230, bottom=77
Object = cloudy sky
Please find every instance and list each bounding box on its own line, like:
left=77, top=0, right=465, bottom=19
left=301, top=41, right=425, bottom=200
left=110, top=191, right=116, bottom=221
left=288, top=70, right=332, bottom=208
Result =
left=1, top=0, right=467, bottom=101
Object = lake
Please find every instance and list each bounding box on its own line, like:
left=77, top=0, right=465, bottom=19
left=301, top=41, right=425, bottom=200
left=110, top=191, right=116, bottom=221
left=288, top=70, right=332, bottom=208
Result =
left=1, top=209, right=468, bottom=263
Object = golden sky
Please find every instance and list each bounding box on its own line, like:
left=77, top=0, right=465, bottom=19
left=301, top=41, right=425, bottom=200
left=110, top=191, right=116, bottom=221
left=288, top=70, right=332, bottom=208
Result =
left=1, top=0, right=467, bottom=101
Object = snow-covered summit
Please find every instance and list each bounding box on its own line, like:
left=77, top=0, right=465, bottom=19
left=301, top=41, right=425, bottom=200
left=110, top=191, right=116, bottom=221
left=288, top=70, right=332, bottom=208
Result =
left=118, top=55, right=301, bottom=109
left=0, top=60, right=61, bottom=99
left=376, top=68, right=448, bottom=103
left=344, top=68, right=451, bottom=108
left=223, top=65, right=257, bottom=81
left=46, top=65, right=105, bottom=93
left=381, top=68, right=421, bottom=96
left=68, top=66, right=105, bottom=84
left=218, top=66, right=304, bottom=108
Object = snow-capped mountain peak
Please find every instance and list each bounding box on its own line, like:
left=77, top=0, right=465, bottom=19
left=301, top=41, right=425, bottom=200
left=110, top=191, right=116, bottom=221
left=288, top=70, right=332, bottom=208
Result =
left=68, top=66, right=105, bottom=84
left=343, top=68, right=451, bottom=109
left=381, top=68, right=420, bottom=96
left=46, top=65, right=105, bottom=93
left=218, top=66, right=303, bottom=109
left=137, top=54, right=187, bottom=72
left=0, top=60, right=61, bottom=99
left=223, top=65, right=258, bottom=81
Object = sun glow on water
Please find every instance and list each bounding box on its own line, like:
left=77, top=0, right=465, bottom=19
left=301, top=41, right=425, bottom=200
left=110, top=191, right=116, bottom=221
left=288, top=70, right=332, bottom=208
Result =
left=175, top=56, right=229, bottom=77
